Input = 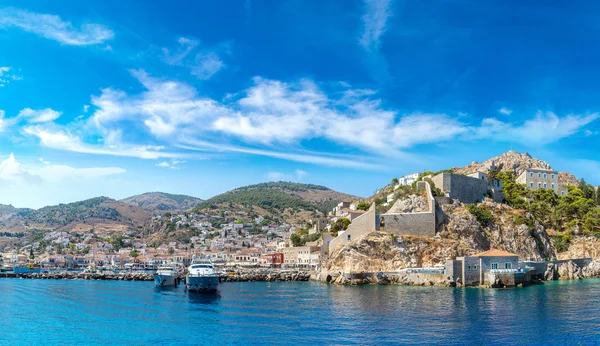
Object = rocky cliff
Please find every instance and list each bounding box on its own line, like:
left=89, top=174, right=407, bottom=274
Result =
left=324, top=199, right=557, bottom=274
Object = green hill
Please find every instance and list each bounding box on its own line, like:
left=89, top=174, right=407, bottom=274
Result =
left=195, top=181, right=359, bottom=214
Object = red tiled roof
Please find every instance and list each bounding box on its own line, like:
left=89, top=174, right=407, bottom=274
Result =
left=473, top=249, right=518, bottom=257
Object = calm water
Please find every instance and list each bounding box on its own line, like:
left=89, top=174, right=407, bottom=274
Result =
left=2, top=279, right=600, bottom=345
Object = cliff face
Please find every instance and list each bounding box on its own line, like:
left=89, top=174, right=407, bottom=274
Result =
left=324, top=199, right=557, bottom=273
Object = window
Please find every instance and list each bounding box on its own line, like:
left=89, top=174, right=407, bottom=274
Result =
left=552, top=183, right=555, bottom=189
left=491, top=263, right=498, bottom=270
left=530, top=172, right=533, bottom=178
left=551, top=174, right=555, bottom=180
left=544, top=183, right=547, bottom=188
left=544, top=173, right=547, bottom=179
left=530, top=182, right=534, bottom=188
left=347, top=235, right=351, bottom=241
left=562, top=191, right=565, bottom=196
left=538, top=173, right=541, bottom=178
left=505, top=262, right=512, bottom=269
left=538, top=183, right=542, bottom=188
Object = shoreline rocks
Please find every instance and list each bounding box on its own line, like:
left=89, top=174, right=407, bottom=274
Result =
left=0, top=270, right=313, bottom=283
left=0, top=272, right=155, bottom=281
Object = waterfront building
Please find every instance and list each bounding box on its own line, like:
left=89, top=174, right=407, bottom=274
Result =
left=446, top=249, right=529, bottom=287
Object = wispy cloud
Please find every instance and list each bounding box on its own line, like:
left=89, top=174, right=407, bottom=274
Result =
left=359, top=0, right=393, bottom=51
left=0, top=7, right=114, bottom=45
left=18, top=108, right=62, bottom=123
left=0, top=66, right=22, bottom=87
left=0, top=153, right=126, bottom=208
left=267, top=169, right=308, bottom=181
left=22, top=125, right=184, bottom=160
left=477, top=111, right=599, bottom=145
left=161, top=37, right=227, bottom=80
left=155, top=159, right=186, bottom=170
left=498, top=107, right=513, bottom=116
left=0, top=153, right=124, bottom=184
left=18, top=71, right=599, bottom=171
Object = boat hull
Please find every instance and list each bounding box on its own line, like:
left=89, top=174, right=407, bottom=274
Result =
left=154, top=274, right=177, bottom=287
left=186, top=275, right=219, bottom=293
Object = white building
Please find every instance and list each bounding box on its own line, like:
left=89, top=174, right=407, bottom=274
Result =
left=396, top=172, right=421, bottom=188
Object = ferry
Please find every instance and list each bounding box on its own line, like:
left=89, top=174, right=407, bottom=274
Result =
left=185, top=258, right=219, bottom=293
left=153, top=263, right=182, bottom=287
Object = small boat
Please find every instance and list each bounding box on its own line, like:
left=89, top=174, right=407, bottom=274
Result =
left=154, top=264, right=181, bottom=287
left=186, top=259, right=219, bottom=293
left=13, top=264, right=41, bottom=274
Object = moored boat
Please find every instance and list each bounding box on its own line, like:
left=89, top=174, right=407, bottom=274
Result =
left=154, top=263, right=181, bottom=287
left=186, top=259, right=219, bottom=293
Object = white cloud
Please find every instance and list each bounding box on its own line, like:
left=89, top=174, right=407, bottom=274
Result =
left=19, top=71, right=598, bottom=171
left=155, top=159, right=185, bottom=169
left=191, top=52, right=225, bottom=80
left=499, top=107, right=513, bottom=116
left=161, top=37, right=226, bottom=80
left=359, top=0, right=393, bottom=51
left=179, top=138, right=382, bottom=170
left=83, top=105, right=90, bottom=113
left=0, top=66, right=22, bottom=87
left=295, top=169, right=307, bottom=179
left=266, top=169, right=308, bottom=181
left=18, top=108, right=62, bottom=123
left=0, top=7, right=114, bottom=45
left=267, top=171, right=285, bottom=181
left=0, top=153, right=124, bottom=184
left=0, top=110, right=6, bottom=132
left=162, top=37, right=199, bottom=65
left=0, top=153, right=127, bottom=208
left=23, top=125, right=184, bottom=159
left=39, top=158, right=50, bottom=165
left=477, top=111, right=599, bottom=145
left=0, top=153, right=33, bottom=183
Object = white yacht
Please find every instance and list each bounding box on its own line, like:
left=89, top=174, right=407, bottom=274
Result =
left=186, top=259, right=219, bottom=293
left=153, top=263, right=181, bottom=287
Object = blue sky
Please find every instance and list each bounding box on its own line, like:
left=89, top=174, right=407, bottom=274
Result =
left=1, top=0, right=600, bottom=208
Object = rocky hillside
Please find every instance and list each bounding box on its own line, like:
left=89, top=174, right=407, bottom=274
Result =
left=453, top=150, right=579, bottom=187
left=195, top=181, right=360, bottom=214
left=0, top=197, right=151, bottom=234
left=120, top=192, right=203, bottom=212
left=324, top=199, right=557, bottom=273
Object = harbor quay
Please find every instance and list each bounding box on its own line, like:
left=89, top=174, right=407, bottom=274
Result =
left=0, top=268, right=313, bottom=283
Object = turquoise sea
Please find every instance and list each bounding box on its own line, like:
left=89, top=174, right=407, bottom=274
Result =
left=2, top=278, right=600, bottom=345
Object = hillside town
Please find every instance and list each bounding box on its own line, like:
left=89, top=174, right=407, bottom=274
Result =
left=2, top=151, right=600, bottom=289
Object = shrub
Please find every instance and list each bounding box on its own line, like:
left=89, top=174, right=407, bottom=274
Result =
left=552, top=233, right=572, bottom=253
left=356, top=202, right=371, bottom=211
left=467, top=204, right=494, bottom=227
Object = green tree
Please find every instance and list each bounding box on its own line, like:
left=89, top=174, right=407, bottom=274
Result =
left=29, top=248, right=34, bottom=260
left=356, top=202, right=371, bottom=211
left=583, top=208, right=600, bottom=235
left=331, top=218, right=351, bottom=232
left=129, top=249, right=139, bottom=258
left=168, top=247, right=175, bottom=255
left=290, top=233, right=302, bottom=247
left=391, top=177, right=399, bottom=185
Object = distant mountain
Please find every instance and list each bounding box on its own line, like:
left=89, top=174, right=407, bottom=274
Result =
left=0, top=197, right=151, bottom=233
left=453, top=151, right=580, bottom=187
left=120, top=192, right=203, bottom=212
left=195, top=181, right=360, bottom=214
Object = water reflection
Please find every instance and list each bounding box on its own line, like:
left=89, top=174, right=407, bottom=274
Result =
left=188, top=291, right=221, bottom=305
